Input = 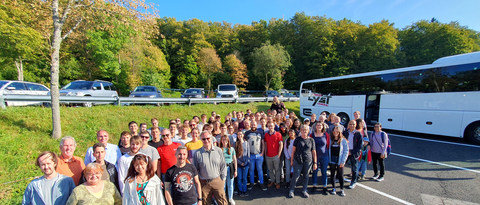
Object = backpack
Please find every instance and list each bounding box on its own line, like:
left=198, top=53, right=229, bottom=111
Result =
left=372, top=131, right=391, bottom=155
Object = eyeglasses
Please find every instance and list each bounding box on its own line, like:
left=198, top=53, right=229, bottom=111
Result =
left=141, top=136, right=150, bottom=139
left=201, top=138, right=211, bottom=141
left=190, top=124, right=196, bottom=126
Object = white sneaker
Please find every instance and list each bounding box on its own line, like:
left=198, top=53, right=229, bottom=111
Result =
left=229, top=198, right=236, bottom=205
left=376, top=177, right=384, bottom=182
left=348, top=183, right=356, bottom=189
left=289, top=191, right=294, bottom=198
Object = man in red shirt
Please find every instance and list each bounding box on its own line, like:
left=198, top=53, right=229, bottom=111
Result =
left=264, top=121, right=283, bottom=189
left=157, top=129, right=181, bottom=181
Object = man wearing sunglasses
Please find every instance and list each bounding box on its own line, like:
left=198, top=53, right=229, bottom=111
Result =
left=139, top=131, right=160, bottom=173
left=157, top=129, right=181, bottom=181
left=194, top=131, right=227, bottom=205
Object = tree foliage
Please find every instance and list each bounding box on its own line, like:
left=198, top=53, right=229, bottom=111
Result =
left=251, top=41, right=291, bottom=90
left=197, top=48, right=222, bottom=90
left=224, top=53, right=248, bottom=88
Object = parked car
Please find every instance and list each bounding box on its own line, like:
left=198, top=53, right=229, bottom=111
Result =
left=216, top=84, right=238, bottom=98
left=0, top=80, right=50, bottom=106
left=181, top=88, right=205, bottom=98
left=282, top=93, right=295, bottom=97
left=129, top=86, right=163, bottom=106
left=58, top=80, right=118, bottom=107
left=279, top=88, right=289, bottom=94
left=262, top=90, right=281, bottom=97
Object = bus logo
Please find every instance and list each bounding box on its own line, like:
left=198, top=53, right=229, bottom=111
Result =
left=308, top=95, right=332, bottom=106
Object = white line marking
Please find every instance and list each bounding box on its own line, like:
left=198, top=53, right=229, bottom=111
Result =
left=343, top=178, right=415, bottom=205
left=388, top=133, right=480, bottom=148
left=390, top=153, right=480, bottom=174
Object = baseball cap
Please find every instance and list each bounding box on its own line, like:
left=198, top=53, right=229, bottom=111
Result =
left=363, top=137, right=369, bottom=142
left=304, top=118, right=310, bottom=122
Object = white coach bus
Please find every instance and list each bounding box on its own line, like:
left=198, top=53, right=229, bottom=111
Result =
left=299, top=52, right=480, bottom=144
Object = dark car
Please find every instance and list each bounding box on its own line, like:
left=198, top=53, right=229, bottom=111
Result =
left=282, top=93, right=295, bottom=97
left=181, top=88, right=205, bottom=98
left=262, top=90, right=281, bottom=97
left=129, top=86, right=163, bottom=106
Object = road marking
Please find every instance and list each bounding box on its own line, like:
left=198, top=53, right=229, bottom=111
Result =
left=388, top=133, right=480, bottom=148
left=421, top=194, right=480, bottom=205
left=390, top=153, right=480, bottom=174
left=343, top=178, right=414, bottom=205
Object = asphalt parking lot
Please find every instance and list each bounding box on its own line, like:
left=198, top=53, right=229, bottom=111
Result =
left=233, top=131, right=480, bottom=205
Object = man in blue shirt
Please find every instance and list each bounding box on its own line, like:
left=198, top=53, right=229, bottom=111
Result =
left=23, top=151, right=75, bottom=205
left=84, top=130, right=122, bottom=166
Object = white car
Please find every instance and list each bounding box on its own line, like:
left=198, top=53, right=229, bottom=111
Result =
left=0, top=80, right=50, bottom=106
left=216, top=84, right=238, bottom=99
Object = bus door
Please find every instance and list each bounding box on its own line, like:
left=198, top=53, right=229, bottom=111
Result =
left=365, top=94, right=381, bottom=126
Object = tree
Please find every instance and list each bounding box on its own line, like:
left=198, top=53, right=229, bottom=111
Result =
left=399, top=20, right=480, bottom=66
left=224, top=54, right=248, bottom=88
left=197, top=48, right=222, bottom=91
left=49, top=0, right=157, bottom=139
left=0, top=1, right=44, bottom=81
left=251, top=41, right=291, bottom=90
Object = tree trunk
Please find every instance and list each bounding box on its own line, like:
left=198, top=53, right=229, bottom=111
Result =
left=265, top=73, right=270, bottom=91
left=50, top=0, right=63, bottom=139
left=15, top=57, right=24, bottom=81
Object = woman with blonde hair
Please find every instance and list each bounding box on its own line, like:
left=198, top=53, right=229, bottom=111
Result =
left=220, top=135, right=237, bottom=205
left=66, top=163, right=121, bottom=205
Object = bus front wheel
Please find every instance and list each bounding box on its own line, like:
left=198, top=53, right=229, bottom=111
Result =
left=338, top=112, right=350, bottom=126
left=465, top=121, right=480, bottom=145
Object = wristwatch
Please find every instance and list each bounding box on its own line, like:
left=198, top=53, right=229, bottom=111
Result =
left=198, top=198, right=203, bottom=201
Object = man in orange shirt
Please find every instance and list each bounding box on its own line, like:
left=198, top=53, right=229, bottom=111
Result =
left=157, top=129, right=181, bottom=181
left=56, top=136, right=85, bottom=186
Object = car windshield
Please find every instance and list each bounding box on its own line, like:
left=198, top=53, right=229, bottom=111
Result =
left=185, top=89, right=202, bottom=94
left=219, top=85, right=236, bottom=91
left=62, top=81, right=93, bottom=90
left=134, top=86, right=157, bottom=92
left=0, top=81, right=8, bottom=88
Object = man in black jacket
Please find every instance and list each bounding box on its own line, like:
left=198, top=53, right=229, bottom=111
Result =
left=343, top=120, right=362, bottom=189
left=79, top=143, right=120, bottom=192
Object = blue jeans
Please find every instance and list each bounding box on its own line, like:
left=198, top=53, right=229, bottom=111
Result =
left=225, top=166, right=234, bottom=200
left=284, top=157, right=292, bottom=183
left=237, top=165, right=249, bottom=192
left=249, top=154, right=264, bottom=184
left=312, top=156, right=329, bottom=187
left=347, top=154, right=359, bottom=184
left=358, top=159, right=367, bottom=176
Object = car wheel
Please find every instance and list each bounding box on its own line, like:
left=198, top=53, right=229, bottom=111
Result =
left=337, top=112, right=350, bottom=126
left=465, top=122, right=480, bottom=145
left=42, top=102, right=51, bottom=108
left=83, top=102, right=93, bottom=107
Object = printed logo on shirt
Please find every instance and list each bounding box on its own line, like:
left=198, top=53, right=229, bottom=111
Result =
left=174, top=171, right=194, bottom=192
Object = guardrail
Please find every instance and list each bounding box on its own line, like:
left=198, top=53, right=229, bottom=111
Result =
left=0, top=95, right=299, bottom=109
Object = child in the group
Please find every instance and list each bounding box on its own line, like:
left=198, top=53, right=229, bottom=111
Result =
left=357, top=137, right=372, bottom=180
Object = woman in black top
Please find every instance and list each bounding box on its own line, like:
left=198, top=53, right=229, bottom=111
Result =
left=289, top=125, right=317, bottom=199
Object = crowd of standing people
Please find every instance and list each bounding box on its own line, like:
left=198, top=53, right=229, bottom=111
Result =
left=22, top=96, right=390, bottom=205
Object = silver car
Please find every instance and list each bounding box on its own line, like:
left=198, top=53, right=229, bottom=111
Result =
left=58, top=80, right=118, bottom=107
left=0, top=80, right=50, bottom=106
left=129, top=86, right=163, bottom=106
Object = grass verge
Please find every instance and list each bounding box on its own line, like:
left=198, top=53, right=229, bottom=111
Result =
left=0, top=101, right=299, bottom=204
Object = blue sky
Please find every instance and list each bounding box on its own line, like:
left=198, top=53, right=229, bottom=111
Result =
left=150, top=0, right=479, bottom=31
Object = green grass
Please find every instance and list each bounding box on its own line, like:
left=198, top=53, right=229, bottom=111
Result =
left=0, top=101, right=300, bottom=204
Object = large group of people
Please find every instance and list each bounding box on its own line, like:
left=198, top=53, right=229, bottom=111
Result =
left=23, top=96, right=390, bottom=205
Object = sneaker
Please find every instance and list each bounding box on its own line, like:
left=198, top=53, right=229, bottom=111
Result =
left=322, top=187, right=328, bottom=195
left=234, top=191, right=238, bottom=195
left=260, top=183, right=267, bottom=191
left=360, top=175, right=364, bottom=180
left=276, top=183, right=281, bottom=189
left=229, top=198, right=236, bottom=205
left=302, top=191, right=309, bottom=198
left=340, top=189, right=346, bottom=196
left=239, top=192, right=245, bottom=197
left=376, top=176, right=384, bottom=182
left=284, top=182, right=290, bottom=189
left=335, top=179, right=339, bottom=183
left=247, top=183, right=255, bottom=190
left=289, top=191, right=294, bottom=198
left=310, top=186, right=317, bottom=193
left=348, top=183, right=356, bottom=189
left=267, top=182, right=275, bottom=187
left=329, top=188, right=336, bottom=195
left=243, top=192, right=249, bottom=197
left=372, top=174, right=379, bottom=180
